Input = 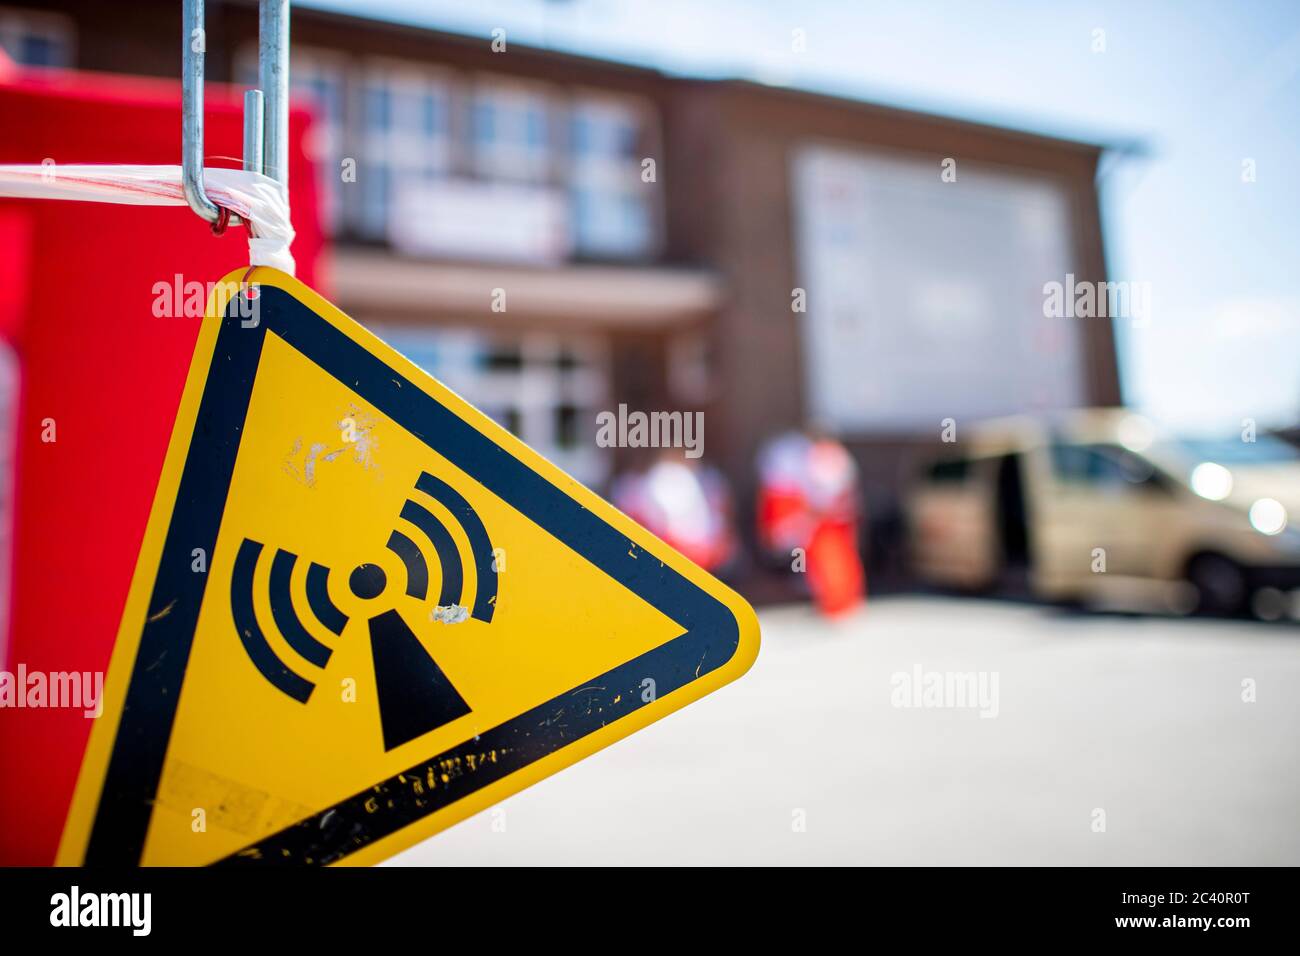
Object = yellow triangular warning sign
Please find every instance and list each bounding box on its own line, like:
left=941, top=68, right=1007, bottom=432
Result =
left=58, top=269, right=759, bottom=866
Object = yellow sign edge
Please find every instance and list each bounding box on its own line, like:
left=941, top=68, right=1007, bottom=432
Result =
left=56, top=267, right=760, bottom=866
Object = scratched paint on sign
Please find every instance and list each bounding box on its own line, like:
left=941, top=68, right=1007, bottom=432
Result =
left=57, top=268, right=759, bottom=866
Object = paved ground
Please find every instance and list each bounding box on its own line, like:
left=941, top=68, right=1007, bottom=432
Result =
left=387, top=596, right=1300, bottom=866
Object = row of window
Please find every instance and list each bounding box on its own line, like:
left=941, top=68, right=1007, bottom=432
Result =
left=2, top=10, right=662, bottom=261
left=0, top=8, right=73, bottom=68
left=374, top=326, right=610, bottom=487
left=242, top=49, right=661, bottom=259
left=925, top=444, right=1172, bottom=493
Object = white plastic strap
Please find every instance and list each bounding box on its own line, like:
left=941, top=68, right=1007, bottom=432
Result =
left=0, top=164, right=295, bottom=274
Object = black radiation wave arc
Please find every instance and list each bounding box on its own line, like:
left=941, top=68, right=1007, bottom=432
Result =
left=231, top=540, right=315, bottom=703
left=306, top=562, right=348, bottom=635
left=415, top=472, right=497, bottom=622
left=399, top=499, right=463, bottom=608
left=368, top=608, right=471, bottom=751
left=269, top=549, right=334, bottom=668
left=385, top=529, right=428, bottom=600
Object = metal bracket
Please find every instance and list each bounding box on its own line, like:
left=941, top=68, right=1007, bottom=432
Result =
left=182, top=0, right=289, bottom=226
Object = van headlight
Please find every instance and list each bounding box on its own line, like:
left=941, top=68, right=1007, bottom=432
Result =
left=1191, top=462, right=1233, bottom=501
left=1249, top=498, right=1288, bottom=536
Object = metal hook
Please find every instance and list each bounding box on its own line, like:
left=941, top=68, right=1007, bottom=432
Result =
left=259, top=0, right=290, bottom=192
left=182, top=0, right=289, bottom=225
left=182, top=0, right=221, bottom=224
left=243, top=89, right=265, bottom=175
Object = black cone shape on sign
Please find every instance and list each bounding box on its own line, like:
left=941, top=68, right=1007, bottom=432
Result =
left=367, top=608, right=471, bottom=751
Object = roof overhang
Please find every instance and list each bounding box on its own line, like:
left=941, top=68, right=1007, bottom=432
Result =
left=331, top=248, right=723, bottom=331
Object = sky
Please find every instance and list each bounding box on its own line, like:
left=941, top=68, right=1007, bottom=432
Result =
left=303, top=0, right=1300, bottom=431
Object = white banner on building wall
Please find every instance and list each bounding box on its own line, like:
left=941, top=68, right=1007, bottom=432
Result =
left=791, top=145, right=1087, bottom=433
left=391, top=178, right=572, bottom=264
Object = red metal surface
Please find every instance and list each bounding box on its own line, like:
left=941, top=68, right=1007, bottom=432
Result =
left=0, top=66, right=327, bottom=864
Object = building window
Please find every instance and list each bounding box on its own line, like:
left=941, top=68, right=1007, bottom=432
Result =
left=668, top=331, right=714, bottom=405
left=1050, top=443, right=1159, bottom=491
left=469, top=80, right=552, bottom=184
left=291, top=53, right=347, bottom=233
left=0, top=9, right=73, bottom=68
left=235, top=47, right=348, bottom=233
left=567, top=95, right=657, bottom=259
left=368, top=326, right=610, bottom=487
left=355, top=62, right=453, bottom=239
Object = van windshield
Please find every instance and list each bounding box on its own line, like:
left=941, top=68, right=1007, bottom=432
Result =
left=1163, top=436, right=1300, bottom=466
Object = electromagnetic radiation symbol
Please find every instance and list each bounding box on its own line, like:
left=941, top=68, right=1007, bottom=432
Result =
left=230, top=472, right=499, bottom=751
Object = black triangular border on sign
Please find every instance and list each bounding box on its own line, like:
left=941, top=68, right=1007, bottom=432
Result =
left=84, top=286, right=741, bottom=866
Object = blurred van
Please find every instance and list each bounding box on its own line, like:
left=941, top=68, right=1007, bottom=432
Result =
left=906, top=409, right=1300, bottom=618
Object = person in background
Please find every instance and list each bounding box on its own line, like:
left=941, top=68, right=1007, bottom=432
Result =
left=611, top=449, right=739, bottom=575
left=756, top=428, right=865, bottom=616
